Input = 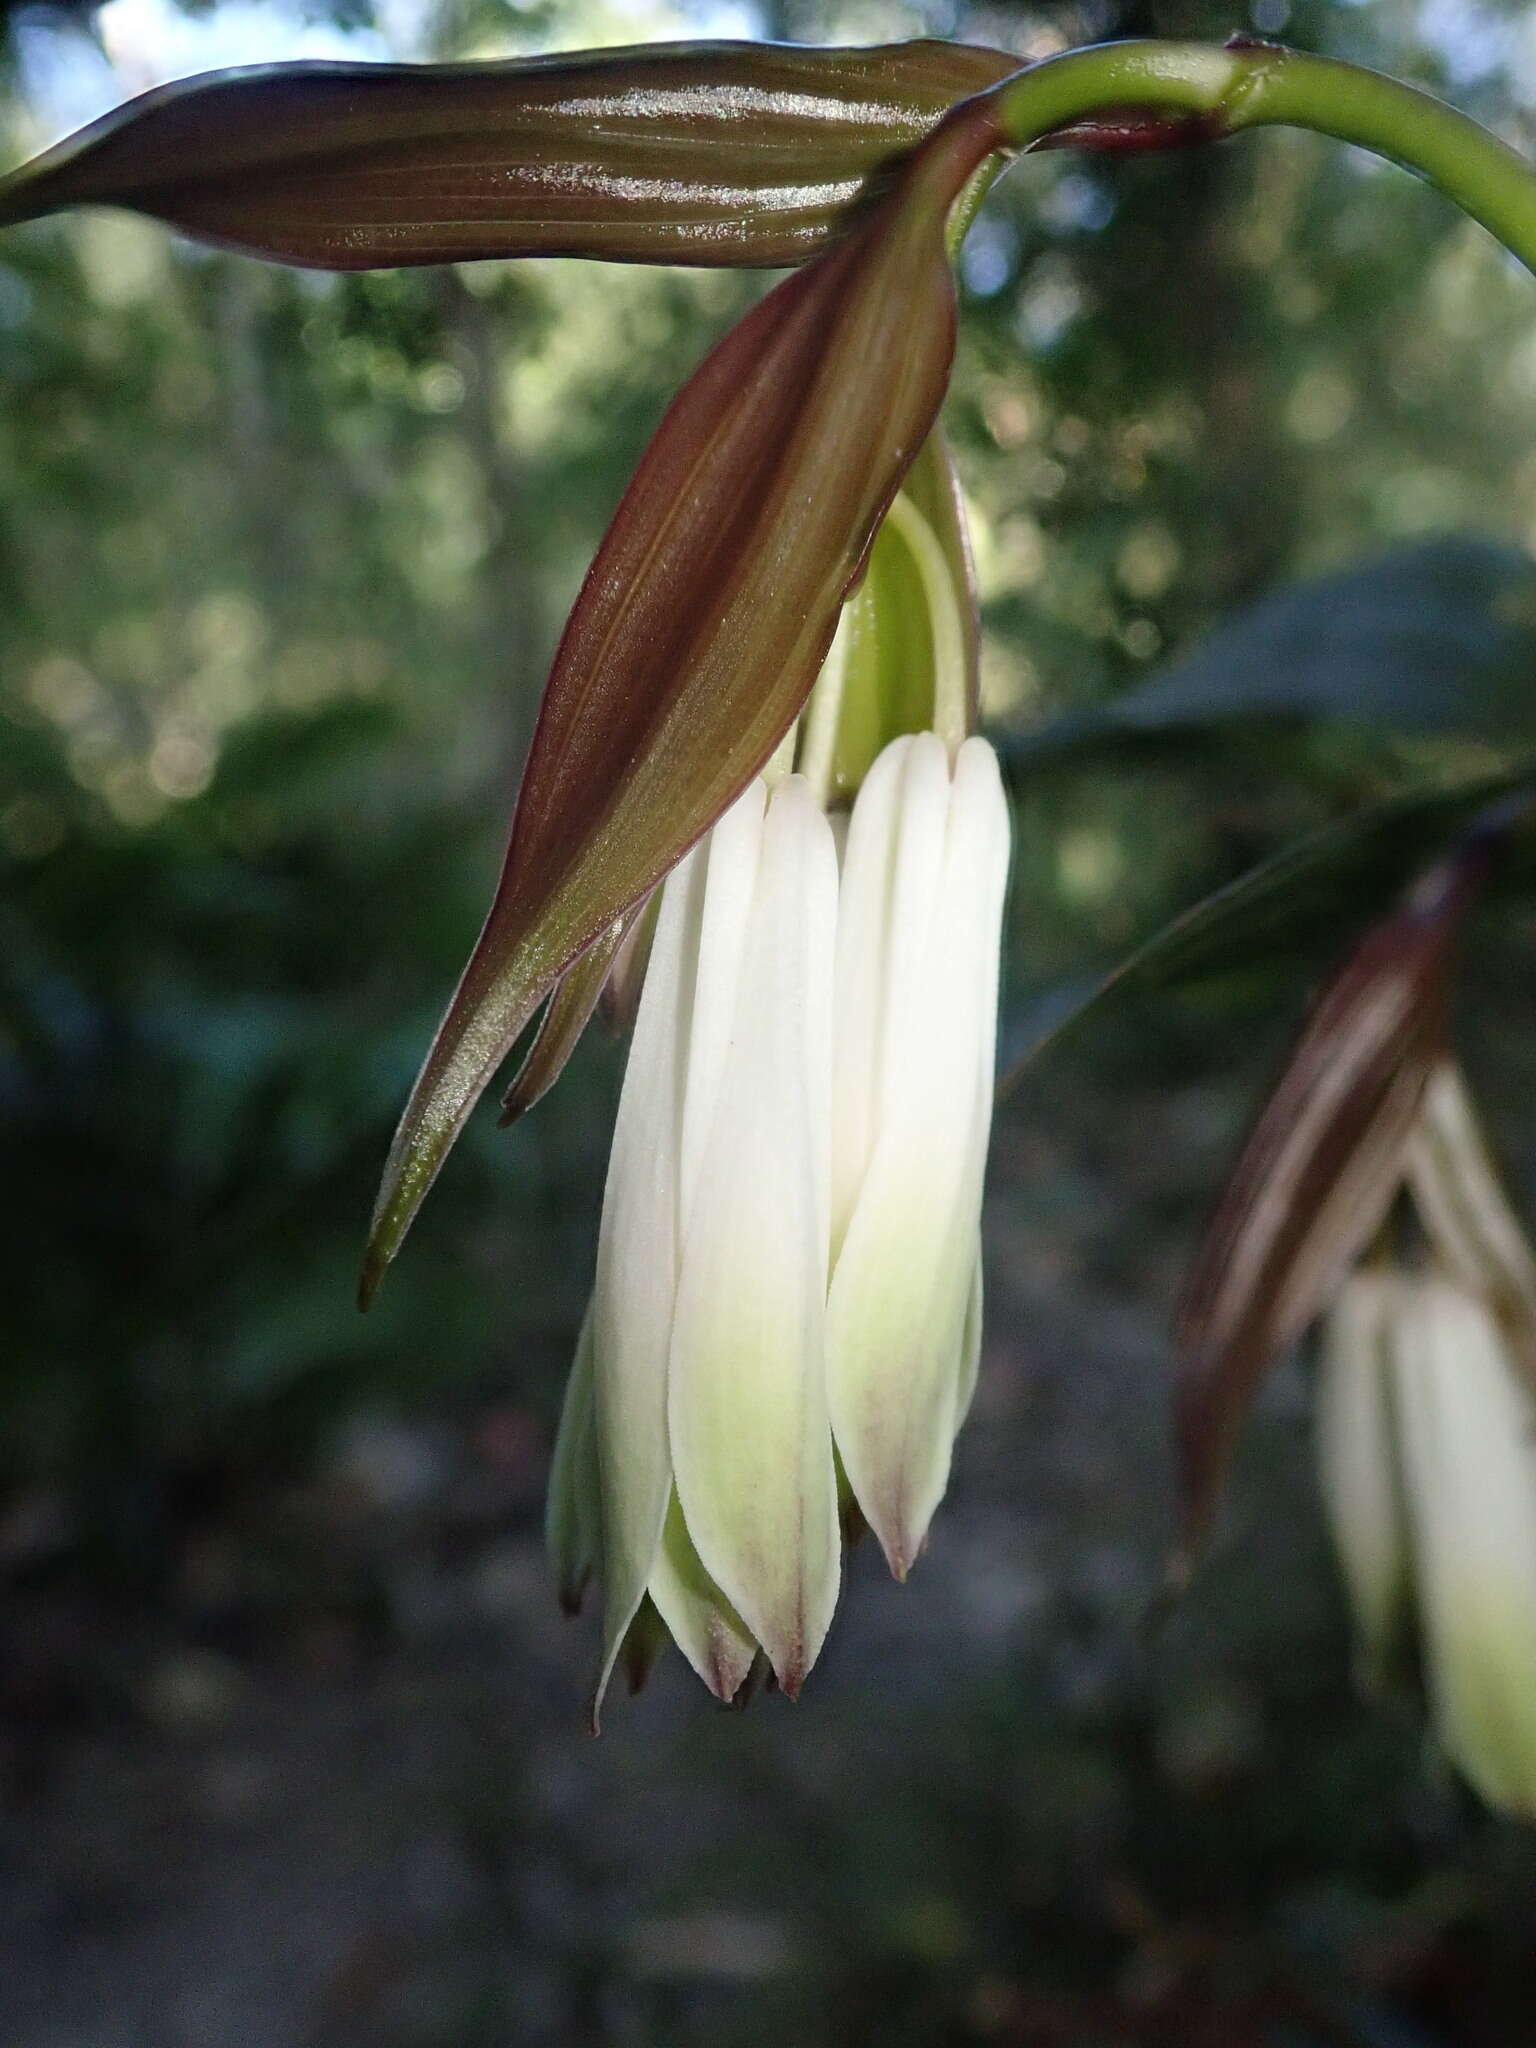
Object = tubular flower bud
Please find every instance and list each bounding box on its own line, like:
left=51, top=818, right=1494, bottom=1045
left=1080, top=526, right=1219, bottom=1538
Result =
left=1318, top=1265, right=1536, bottom=1818
left=551, top=726, right=1011, bottom=1716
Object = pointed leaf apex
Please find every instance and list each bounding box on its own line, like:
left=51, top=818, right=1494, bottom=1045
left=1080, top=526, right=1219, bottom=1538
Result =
left=1173, top=835, right=1504, bottom=1553
left=363, top=94, right=999, bottom=1280
left=357, top=1246, right=385, bottom=1314
left=498, top=919, right=627, bottom=1129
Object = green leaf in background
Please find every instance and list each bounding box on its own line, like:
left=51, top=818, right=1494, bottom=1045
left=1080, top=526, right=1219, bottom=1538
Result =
left=1009, top=537, right=1536, bottom=760
left=1000, top=761, right=1536, bottom=1084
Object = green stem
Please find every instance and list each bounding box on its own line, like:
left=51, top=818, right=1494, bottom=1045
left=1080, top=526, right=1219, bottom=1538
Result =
left=991, top=39, right=1536, bottom=273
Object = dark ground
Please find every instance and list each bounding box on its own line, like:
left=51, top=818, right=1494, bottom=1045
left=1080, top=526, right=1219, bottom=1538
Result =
left=6, top=1083, right=1535, bottom=2048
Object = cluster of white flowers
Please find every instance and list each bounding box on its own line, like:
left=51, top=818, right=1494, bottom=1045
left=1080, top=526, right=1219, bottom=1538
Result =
left=549, top=731, right=1010, bottom=1711
left=1316, top=1066, right=1536, bottom=1817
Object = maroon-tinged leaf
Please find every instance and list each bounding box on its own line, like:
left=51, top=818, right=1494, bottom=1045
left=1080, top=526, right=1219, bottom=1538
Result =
left=1172, top=857, right=1491, bottom=1563
left=360, top=95, right=1005, bottom=1306
left=0, top=39, right=1018, bottom=270
left=498, top=916, right=627, bottom=1126
left=501, top=887, right=658, bottom=1131
left=596, top=888, right=659, bottom=1035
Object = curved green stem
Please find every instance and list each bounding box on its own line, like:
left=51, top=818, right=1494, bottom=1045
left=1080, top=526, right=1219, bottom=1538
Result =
left=991, top=39, right=1536, bottom=273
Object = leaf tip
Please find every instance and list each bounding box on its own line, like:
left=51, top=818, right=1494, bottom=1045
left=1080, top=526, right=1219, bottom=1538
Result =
left=356, top=1241, right=389, bottom=1314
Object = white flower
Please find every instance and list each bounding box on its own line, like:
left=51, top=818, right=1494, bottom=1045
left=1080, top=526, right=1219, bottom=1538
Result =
left=581, top=770, right=839, bottom=1709
left=827, top=730, right=1010, bottom=1576
left=1315, top=1269, right=1411, bottom=1688
left=1318, top=1265, right=1536, bottom=1816
left=548, top=732, right=1011, bottom=1713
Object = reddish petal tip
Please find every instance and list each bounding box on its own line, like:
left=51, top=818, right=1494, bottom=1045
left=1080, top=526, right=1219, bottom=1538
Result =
left=704, top=1654, right=744, bottom=1705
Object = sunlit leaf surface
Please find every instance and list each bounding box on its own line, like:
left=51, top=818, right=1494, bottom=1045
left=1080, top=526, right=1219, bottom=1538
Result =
left=0, top=39, right=1017, bottom=269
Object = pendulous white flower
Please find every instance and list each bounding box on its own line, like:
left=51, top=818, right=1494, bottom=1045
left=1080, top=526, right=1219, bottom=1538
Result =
left=1318, top=1265, right=1536, bottom=1817
left=1315, top=1267, right=1411, bottom=1692
left=548, top=724, right=1012, bottom=1713
left=827, top=729, right=1010, bottom=1577
left=577, top=769, right=839, bottom=1712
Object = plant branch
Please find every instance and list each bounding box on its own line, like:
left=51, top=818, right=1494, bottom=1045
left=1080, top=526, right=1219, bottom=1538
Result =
left=989, top=39, right=1536, bottom=273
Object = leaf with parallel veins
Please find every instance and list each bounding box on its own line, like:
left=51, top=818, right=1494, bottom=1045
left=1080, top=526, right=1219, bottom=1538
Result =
left=0, top=39, right=1018, bottom=270
left=359, top=95, right=1007, bottom=1306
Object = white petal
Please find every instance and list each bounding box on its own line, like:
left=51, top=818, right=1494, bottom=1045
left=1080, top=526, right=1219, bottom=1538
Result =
left=1315, top=1271, right=1412, bottom=1687
left=1393, top=1273, right=1536, bottom=1818
left=668, top=775, right=841, bottom=1693
left=647, top=1492, right=758, bottom=1703
left=677, top=782, right=767, bottom=1219
left=826, top=736, right=1010, bottom=1575
left=869, top=731, right=955, bottom=1130
left=828, top=733, right=910, bottom=1254
left=1406, top=1062, right=1536, bottom=1326
left=953, top=1251, right=985, bottom=1438
left=588, top=838, right=706, bottom=1710
left=546, top=1304, right=601, bottom=1616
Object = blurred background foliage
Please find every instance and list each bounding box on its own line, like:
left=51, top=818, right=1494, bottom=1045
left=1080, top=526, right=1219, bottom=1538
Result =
left=7, top=0, right=1536, bottom=2042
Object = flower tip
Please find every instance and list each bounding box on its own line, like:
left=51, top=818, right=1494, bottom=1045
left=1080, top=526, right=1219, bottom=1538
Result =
left=776, top=1665, right=805, bottom=1703
left=704, top=1636, right=752, bottom=1705
left=873, top=1522, right=916, bottom=1583
left=726, top=1654, right=769, bottom=1712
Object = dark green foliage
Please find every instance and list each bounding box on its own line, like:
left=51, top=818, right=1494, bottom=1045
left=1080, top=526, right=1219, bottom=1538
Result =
left=6, top=1, right=1536, bottom=2041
